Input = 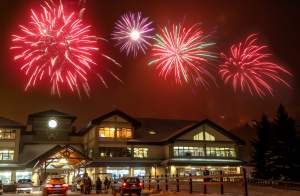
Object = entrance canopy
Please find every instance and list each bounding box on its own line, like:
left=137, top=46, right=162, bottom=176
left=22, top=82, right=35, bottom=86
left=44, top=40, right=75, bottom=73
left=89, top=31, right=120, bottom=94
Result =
left=32, top=145, right=90, bottom=170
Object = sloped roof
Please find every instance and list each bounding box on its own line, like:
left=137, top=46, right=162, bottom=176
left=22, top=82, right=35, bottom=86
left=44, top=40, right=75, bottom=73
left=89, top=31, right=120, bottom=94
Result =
left=79, top=109, right=141, bottom=135
left=133, top=118, right=197, bottom=142
left=166, top=119, right=245, bottom=144
left=28, top=109, right=76, bottom=123
left=0, top=117, right=24, bottom=128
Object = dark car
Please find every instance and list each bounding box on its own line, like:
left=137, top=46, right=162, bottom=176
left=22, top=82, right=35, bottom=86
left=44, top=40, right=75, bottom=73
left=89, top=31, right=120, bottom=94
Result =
left=43, top=177, right=68, bottom=196
left=119, top=177, right=142, bottom=196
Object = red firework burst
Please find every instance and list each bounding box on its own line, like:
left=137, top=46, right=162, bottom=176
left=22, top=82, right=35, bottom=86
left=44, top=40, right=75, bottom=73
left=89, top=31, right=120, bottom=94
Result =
left=11, top=0, right=118, bottom=96
left=219, top=34, right=292, bottom=97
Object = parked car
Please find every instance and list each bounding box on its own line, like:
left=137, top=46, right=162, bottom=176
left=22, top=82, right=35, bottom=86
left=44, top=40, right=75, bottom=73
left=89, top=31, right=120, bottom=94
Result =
left=16, top=179, right=33, bottom=193
left=0, top=180, right=3, bottom=195
left=42, top=177, right=68, bottom=196
left=113, top=177, right=142, bottom=196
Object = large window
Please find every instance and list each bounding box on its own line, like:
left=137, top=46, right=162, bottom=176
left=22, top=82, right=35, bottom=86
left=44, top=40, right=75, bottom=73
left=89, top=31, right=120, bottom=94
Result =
left=206, top=147, right=236, bottom=158
left=99, top=147, right=131, bottom=158
left=116, top=128, right=132, bottom=138
left=193, top=131, right=215, bottom=141
left=0, top=129, right=16, bottom=140
left=99, top=128, right=115, bottom=138
left=0, top=150, right=14, bottom=160
left=173, top=146, right=205, bottom=157
left=0, top=171, right=11, bottom=184
left=99, top=127, right=132, bottom=138
left=133, top=148, right=148, bottom=158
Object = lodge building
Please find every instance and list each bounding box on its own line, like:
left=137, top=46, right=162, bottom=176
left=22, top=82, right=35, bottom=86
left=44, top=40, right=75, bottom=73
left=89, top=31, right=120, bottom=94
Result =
left=0, top=109, right=246, bottom=185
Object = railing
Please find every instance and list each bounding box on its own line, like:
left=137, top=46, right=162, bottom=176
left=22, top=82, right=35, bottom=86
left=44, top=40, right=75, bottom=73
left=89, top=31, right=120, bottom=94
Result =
left=138, top=168, right=249, bottom=195
left=248, top=178, right=300, bottom=191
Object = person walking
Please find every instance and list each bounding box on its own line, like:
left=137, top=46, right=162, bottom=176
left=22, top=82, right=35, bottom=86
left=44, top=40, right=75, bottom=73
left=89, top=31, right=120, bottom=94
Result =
left=96, top=177, right=102, bottom=194
left=103, top=177, right=108, bottom=191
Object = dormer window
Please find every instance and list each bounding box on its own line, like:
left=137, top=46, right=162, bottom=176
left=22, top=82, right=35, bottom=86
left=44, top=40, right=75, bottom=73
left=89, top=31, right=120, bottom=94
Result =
left=99, top=128, right=115, bottom=138
left=99, top=127, right=132, bottom=138
left=193, top=131, right=215, bottom=141
left=0, top=129, right=16, bottom=140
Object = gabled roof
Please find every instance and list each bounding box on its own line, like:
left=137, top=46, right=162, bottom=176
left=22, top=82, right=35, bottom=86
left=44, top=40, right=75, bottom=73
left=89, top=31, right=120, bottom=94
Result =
left=80, top=109, right=141, bottom=135
left=28, top=109, right=76, bottom=123
left=133, top=118, right=197, bottom=142
left=91, top=109, right=141, bottom=127
left=0, top=116, right=24, bottom=128
left=27, top=144, right=89, bottom=168
left=166, top=119, right=245, bottom=145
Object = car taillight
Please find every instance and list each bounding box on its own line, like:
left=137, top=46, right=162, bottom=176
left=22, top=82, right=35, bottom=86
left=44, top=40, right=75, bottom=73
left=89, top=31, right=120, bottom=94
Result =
left=122, top=182, right=128, bottom=187
left=62, top=184, right=68, bottom=188
left=45, top=184, right=53, bottom=188
left=139, top=182, right=143, bottom=187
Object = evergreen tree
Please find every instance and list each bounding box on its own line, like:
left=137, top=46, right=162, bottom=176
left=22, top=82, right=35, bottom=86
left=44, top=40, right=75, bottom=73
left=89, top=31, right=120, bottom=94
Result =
left=251, top=115, right=272, bottom=179
left=268, top=104, right=297, bottom=180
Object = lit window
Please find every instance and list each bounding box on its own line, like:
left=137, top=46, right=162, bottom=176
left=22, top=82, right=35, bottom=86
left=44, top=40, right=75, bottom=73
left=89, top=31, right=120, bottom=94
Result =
left=99, top=127, right=115, bottom=138
left=0, top=129, right=16, bottom=140
left=133, top=148, right=148, bottom=158
left=173, top=146, right=205, bottom=157
left=193, top=131, right=215, bottom=141
left=0, top=150, right=14, bottom=160
left=206, top=147, right=236, bottom=158
left=116, top=128, right=132, bottom=138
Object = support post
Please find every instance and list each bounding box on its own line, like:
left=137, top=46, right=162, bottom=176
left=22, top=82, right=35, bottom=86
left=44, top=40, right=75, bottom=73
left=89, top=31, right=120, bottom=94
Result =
left=242, top=168, right=248, bottom=196
left=165, top=174, right=168, bottom=191
left=156, top=175, right=160, bottom=191
left=220, top=170, right=224, bottom=195
left=189, top=173, right=192, bottom=194
left=148, top=175, right=151, bottom=190
left=176, top=174, right=179, bottom=192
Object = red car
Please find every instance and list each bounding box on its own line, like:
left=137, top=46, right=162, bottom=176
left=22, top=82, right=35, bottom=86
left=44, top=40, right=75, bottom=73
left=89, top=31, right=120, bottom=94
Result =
left=120, top=177, right=143, bottom=196
left=43, top=177, right=68, bottom=196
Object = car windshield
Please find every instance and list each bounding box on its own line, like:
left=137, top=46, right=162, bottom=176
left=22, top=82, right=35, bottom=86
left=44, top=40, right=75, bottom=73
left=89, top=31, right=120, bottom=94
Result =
left=126, top=178, right=139, bottom=183
left=48, top=178, right=65, bottom=184
left=18, top=179, right=31, bottom=183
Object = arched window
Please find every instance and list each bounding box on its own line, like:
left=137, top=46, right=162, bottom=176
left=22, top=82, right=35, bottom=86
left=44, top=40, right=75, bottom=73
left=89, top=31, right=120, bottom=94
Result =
left=193, top=131, right=215, bottom=141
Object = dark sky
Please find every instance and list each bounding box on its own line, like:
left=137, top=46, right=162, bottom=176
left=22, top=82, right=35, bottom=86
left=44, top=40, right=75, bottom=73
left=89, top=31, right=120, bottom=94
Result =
left=0, top=0, right=299, bottom=129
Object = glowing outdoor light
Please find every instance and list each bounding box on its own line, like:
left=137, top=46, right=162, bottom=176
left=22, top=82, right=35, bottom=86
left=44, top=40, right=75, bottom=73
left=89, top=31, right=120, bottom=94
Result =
left=48, top=119, right=58, bottom=129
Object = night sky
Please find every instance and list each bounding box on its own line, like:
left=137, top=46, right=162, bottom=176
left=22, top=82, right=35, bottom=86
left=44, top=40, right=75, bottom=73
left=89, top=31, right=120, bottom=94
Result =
left=0, top=0, right=299, bottom=129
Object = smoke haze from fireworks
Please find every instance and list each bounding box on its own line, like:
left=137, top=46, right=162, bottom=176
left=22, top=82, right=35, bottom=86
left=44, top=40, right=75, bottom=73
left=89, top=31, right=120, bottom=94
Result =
left=112, top=12, right=154, bottom=57
left=219, top=34, right=292, bottom=97
left=11, top=0, right=120, bottom=97
left=148, top=23, right=217, bottom=87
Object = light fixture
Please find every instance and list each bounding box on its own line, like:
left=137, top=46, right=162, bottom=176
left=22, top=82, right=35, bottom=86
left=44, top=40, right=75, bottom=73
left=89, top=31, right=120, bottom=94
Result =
left=149, top=131, right=157, bottom=135
left=48, top=119, right=58, bottom=128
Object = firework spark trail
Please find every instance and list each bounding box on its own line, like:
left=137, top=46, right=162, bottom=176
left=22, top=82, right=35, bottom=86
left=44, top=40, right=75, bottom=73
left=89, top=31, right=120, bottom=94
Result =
left=148, top=23, right=217, bottom=87
left=219, top=34, right=292, bottom=97
left=11, top=0, right=120, bottom=97
left=112, top=12, right=154, bottom=57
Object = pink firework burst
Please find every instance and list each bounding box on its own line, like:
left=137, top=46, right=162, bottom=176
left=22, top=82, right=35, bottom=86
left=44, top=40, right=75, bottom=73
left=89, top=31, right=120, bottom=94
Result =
left=219, top=34, right=292, bottom=97
left=11, top=0, right=120, bottom=97
left=112, top=12, right=154, bottom=57
left=149, top=23, right=217, bottom=87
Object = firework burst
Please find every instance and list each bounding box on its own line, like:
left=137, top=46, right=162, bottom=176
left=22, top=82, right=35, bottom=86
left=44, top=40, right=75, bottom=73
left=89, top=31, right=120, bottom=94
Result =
left=11, top=0, right=120, bottom=97
left=148, top=23, right=217, bottom=87
left=219, top=34, right=292, bottom=97
left=112, top=12, right=154, bottom=57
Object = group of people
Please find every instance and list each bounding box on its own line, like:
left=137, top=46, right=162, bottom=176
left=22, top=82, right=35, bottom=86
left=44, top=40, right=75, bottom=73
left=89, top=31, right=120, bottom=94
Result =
left=74, top=173, right=112, bottom=194
left=79, top=173, right=92, bottom=194
left=95, top=176, right=112, bottom=193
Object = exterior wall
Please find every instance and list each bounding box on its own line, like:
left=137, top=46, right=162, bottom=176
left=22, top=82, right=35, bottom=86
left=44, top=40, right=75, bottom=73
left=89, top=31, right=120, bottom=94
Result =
left=0, top=128, right=21, bottom=162
left=29, top=117, right=74, bottom=142
left=178, top=124, right=233, bottom=142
